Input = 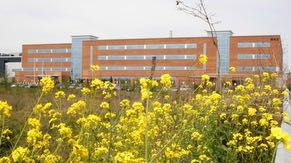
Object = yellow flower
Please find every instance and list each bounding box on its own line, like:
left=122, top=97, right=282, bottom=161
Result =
left=263, top=72, right=269, bottom=79
left=27, top=118, right=41, bottom=129
left=0, top=101, right=12, bottom=117
left=93, top=147, right=108, bottom=158
left=40, top=76, right=54, bottom=94
left=199, top=54, right=208, bottom=64
left=160, top=74, right=172, bottom=89
left=77, top=114, right=101, bottom=129
left=26, top=128, right=43, bottom=148
left=248, top=108, right=257, bottom=116
left=259, top=118, right=269, bottom=127
left=57, top=123, right=72, bottom=139
left=81, top=87, right=91, bottom=95
left=140, top=88, right=152, bottom=100
left=120, top=99, right=130, bottom=108
left=271, top=72, right=278, bottom=78
left=272, top=98, right=282, bottom=107
left=72, top=144, right=88, bottom=161
left=67, top=100, right=86, bottom=116
left=282, top=91, right=289, bottom=98
left=199, top=154, right=210, bottom=161
left=100, top=102, right=110, bottom=109
left=90, top=79, right=104, bottom=89
left=271, top=127, right=283, bottom=139
left=90, top=64, right=100, bottom=72
left=55, top=91, right=65, bottom=99
left=191, top=131, right=203, bottom=141
left=229, top=66, right=236, bottom=72
left=220, top=113, right=226, bottom=119
left=0, top=157, right=10, bottom=163
left=201, top=74, right=210, bottom=82
left=283, top=112, right=290, bottom=122
left=264, top=85, right=272, bottom=91
left=67, top=94, right=76, bottom=101
left=245, top=77, right=253, bottom=84
left=11, top=147, right=30, bottom=162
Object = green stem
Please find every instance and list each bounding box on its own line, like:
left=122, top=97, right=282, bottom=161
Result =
left=0, top=115, right=5, bottom=146
left=145, top=98, right=149, bottom=162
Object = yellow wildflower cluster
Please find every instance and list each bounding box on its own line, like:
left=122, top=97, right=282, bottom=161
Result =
left=40, top=76, right=54, bottom=94
left=199, top=54, right=208, bottom=64
left=55, top=91, right=65, bottom=99
left=139, top=78, right=159, bottom=100
left=0, top=73, right=289, bottom=162
left=0, top=100, right=12, bottom=117
left=160, top=74, right=172, bottom=90
left=90, top=64, right=100, bottom=72
left=229, top=66, right=236, bottom=73
left=67, top=100, right=86, bottom=116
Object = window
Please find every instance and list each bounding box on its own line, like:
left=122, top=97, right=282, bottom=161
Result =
left=255, top=42, right=270, bottom=48
left=126, top=55, right=145, bottom=60
left=165, top=44, right=185, bottom=49
left=255, top=54, right=270, bottom=59
left=165, top=55, right=185, bottom=60
left=107, top=45, right=125, bottom=50
left=237, top=54, right=270, bottom=59
left=237, top=66, right=253, bottom=71
left=186, top=43, right=197, bottom=48
left=146, top=44, right=164, bottom=49
left=27, top=58, right=70, bottom=62
left=99, top=66, right=195, bottom=71
left=145, top=55, right=164, bottom=60
left=238, top=42, right=271, bottom=48
left=27, top=48, right=70, bottom=54
left=98, top=56, right=107, bottom=60
left=107, top=55, right=125, bottom=60
left=237, top=66, right=276, bottom=72
left=38, top=49, right=51, bottom=54
left=97, top=46, right=107, bottom=50
left=27, top=49, right=37, bottom=54
left=97, top=43, right=196, bottom=50
left=97, top=54, right=196, bottom=60
left=52, top=49, right=67, bottom=53
left=237, top=54, right=253, bottom=59
left=185, top=55, right=196, bottom=60
left=126, top=45, right=144, bottom=50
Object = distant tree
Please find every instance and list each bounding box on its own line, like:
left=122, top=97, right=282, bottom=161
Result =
left=176, top=0, right=222, bottom=91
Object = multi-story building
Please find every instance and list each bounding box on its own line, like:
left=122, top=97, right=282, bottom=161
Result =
left=0, top=53, right=21, bottom=79
left=15, top=31, right=283, bottom=86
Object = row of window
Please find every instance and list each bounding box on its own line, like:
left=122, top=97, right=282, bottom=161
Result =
left=237, top=66, right=277, bottom=72
left=27, top=48, right=71, bottom=54
left=13, top=67, right=71, bottom=72
left=237, top=42, right=271, bottom=48
left=27, top=58, right=71, bottom=62
left=97, top=43, right=197, bottom=50
left=97, top=54, right=196, bottom=60
left=237, top=54, right=270, bottom=59
left=100, top=66, right=195, bottom=71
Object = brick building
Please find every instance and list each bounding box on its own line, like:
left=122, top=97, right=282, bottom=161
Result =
left=15, top=31, right=283, bottom=86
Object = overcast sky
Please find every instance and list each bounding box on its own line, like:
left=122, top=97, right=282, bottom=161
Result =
left=0, top=0, right=290, bottom=66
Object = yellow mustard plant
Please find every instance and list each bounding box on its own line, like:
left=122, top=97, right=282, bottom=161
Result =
left=55, top=91, right=65, bottom=99
left=199, top=54, right=208, bottom=64
left=0, top=101, right=12, bottom=117
left=40, top=76, right=54, bottom=94
left=90, top=64, right=100, bottom=72
left=229, top=66, right=236, bottom=73
left=160, top=74, right=172, bottom=89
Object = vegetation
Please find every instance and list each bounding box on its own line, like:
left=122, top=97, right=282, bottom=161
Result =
left=0, top=70, right=290, bottom=162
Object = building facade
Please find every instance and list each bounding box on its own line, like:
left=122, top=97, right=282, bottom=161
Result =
left=0, top=54, right=21, bottom=78
left=15, top=31, right=283, bottom=86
